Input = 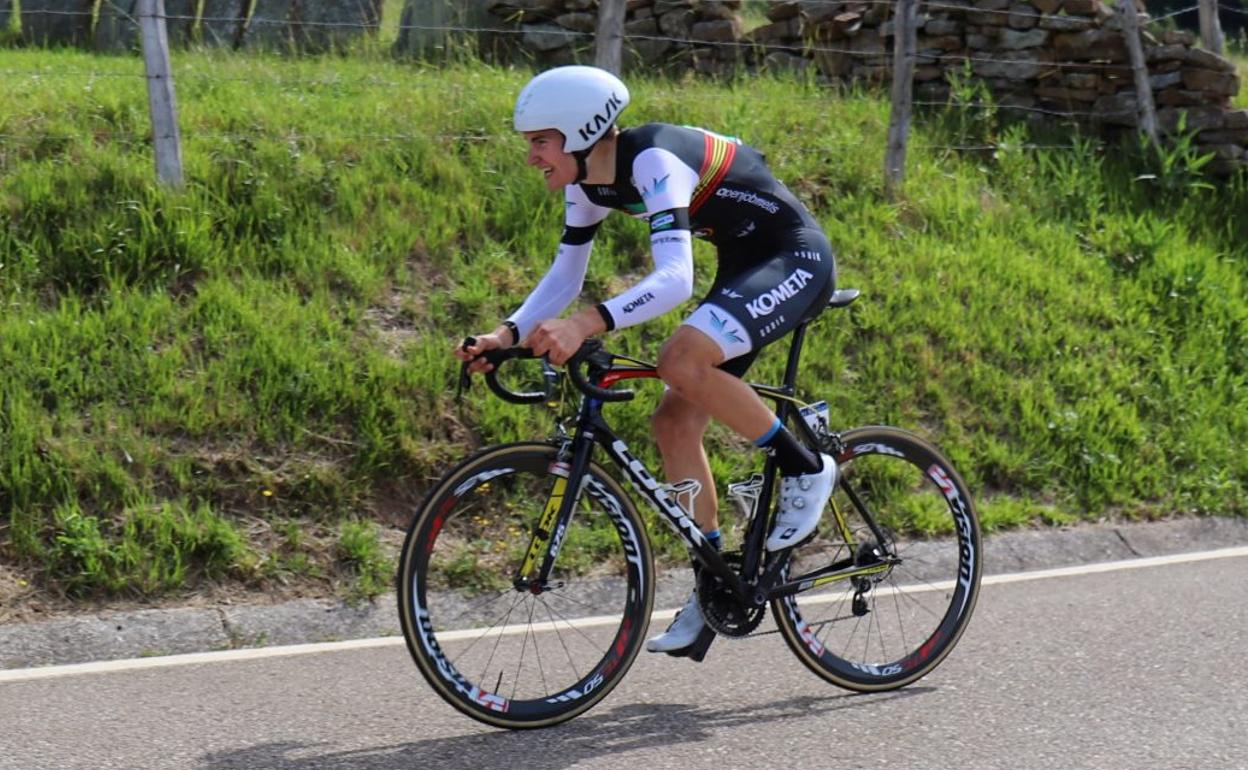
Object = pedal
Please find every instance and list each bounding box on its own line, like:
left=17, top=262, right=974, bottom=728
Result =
left=664, top=626, right=717, bottom=662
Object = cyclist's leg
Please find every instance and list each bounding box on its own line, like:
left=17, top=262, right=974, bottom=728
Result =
left=651, top=390, right=718, bottom=532
left=649, top=230, right=839, bottom=658
left=646, top=373, right=732, bottom=659
left=657, top=225, right=836, bottom=440
left=646, top=332, right=781, bottom=658
left=655, top=330, right=777, bottom=445
left=665, top=228, right=838, bottom=548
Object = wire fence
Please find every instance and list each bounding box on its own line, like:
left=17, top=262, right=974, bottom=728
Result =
left=1, top=0, right=1246, bottom=189
left=5, top=1, right=1245, bottom=19
left=7, top=3, right=1242, bottom=38
left=5, top=1, right=1243, bottom=46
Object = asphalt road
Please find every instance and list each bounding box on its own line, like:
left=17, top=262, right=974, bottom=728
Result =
left=2, top=549, right=1245, bottom=770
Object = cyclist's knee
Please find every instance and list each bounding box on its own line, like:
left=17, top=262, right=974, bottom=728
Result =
left=651, top=400, right=709, bottom=451
left=656, top=335, right=721, bottom=395
left=655, top=356, right=694, bottom=394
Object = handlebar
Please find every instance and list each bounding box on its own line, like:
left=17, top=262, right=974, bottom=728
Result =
left=459, top=338, right=643, bottom=404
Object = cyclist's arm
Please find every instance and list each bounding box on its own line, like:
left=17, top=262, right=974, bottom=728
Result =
left=506, top=187, right=610, bottom=341
left=596, top=148, right=699, bottom=332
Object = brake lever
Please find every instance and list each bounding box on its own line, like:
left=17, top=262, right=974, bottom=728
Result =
left=540, top=358, right=560, bottom=404
left=455, top=336, right=477, bottom=404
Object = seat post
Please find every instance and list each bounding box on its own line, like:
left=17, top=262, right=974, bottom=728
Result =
left=782, top=320, right=810, bottom=390
left=782, top=288, right=858, bottom=390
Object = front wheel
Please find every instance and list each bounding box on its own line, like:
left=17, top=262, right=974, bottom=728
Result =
left=397, top=442, right=655, bottom=729
left=772, top=426, right=982, bottom=691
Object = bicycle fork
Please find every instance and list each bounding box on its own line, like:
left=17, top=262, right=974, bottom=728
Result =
left=513, top=431, right=597, bottom=594
left=518, top=422, right=756, bottom=607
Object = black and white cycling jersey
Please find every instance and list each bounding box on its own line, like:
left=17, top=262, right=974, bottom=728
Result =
left=508, top=123, right=835, bottom=371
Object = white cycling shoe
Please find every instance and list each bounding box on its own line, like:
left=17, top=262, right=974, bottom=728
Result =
left=766, top=453, right=839, bottom=551
left=646, top=590, right=707, bottom=653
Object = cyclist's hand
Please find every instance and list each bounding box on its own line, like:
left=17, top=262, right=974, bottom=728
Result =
left=526, top=318, right=588, bottom=366
left=454, top=332, right=506, bottom=374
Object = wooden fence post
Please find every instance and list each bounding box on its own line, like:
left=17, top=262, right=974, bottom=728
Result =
left=594, top=0, right=626, bottom=75
left=1117, top=0, right=1158, bottom=143
left=884, top=0, right=919, bottom=198
left=1197, top=0, right=1224, bottom=55
left=139, top=0, right=185, bottom=188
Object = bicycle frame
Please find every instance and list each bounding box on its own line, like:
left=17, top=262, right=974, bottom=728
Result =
left=517, top=317, right=900, bottom=610
left=409, top=286, right=979, bottom=728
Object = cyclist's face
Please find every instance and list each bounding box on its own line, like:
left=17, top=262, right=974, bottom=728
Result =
left=524, top=130, right=577, bottom=191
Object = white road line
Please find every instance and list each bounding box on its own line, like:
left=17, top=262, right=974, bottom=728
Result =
left=3, top=545, right=1246, bottom=684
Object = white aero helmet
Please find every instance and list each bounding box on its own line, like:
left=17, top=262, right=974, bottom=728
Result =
left=513, top=66, right=630, bottom=153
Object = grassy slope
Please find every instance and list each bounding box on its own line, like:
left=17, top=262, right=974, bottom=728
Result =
left=0, top=45, right=1245, bottom=603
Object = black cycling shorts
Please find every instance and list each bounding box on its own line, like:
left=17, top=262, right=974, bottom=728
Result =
left=682, top=226, right=836, bottom=377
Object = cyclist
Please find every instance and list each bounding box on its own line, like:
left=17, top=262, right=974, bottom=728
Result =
left=455, top=65, right=839, bottom=659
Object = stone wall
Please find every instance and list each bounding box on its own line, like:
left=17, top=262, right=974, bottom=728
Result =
left=750, top=0, right=1246, bottom=172
left=440, top=0, right=1245, bottom=172
left=475, top=0, right=751, bottom=71
left=16, top=0, right=381, bottom=52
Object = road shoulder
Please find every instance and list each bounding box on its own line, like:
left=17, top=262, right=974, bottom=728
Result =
left=3, top=516, right=1246, bottom=669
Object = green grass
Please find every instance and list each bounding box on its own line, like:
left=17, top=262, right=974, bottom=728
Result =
left=0, top=45, right=1245, bottom=602
left=335, top=519, right=390, bottom=602
left=739, top=0, right=774, bottom=31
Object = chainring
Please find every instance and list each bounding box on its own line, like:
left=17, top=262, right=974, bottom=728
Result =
left=696, top=551, right=766, bottom=638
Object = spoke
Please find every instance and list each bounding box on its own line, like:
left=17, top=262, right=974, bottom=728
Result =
left=833, top=599, right=866, bottom=661
left=869, top=591, right=888, bottom=663
left=801, top=590, right=836, bottom=644
left=525, top=598, right=551, bottom=699
left=886, top=575, right=947, bottom=622
left=540, top=596, right=583, bottom=682
left=858, top=593, right=874, bottom=663
left=447, top=591, right=524, bottom=670
left=510, top=598, right=537, bottom=700
left=890, top=559, right=962, bottom=599
left=434, top=588, right=515, bottom=631
left=476, top=593, right=525, bottom=690
left=540, top=593, right=614, bottom=651
left=888, top=576, right=910, bottom=656
left=802, top=613, right=855, bottom=633
left=538, top=586, right=604, bottom=614
left=816, top=587, right=855, bottom=649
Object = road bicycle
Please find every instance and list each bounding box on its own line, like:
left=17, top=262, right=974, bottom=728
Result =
left=397, top=288, right=982, bottom=729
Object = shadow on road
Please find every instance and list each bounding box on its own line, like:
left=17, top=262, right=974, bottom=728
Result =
left=197, top=688, right=932, bottom=770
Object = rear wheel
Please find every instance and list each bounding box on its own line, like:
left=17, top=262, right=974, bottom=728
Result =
left=397, top=442, right=654, bottom=729
left=771, top=426, right=981, bottom=690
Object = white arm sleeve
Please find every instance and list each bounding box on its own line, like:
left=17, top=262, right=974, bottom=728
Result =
left=506, top=186, right=610, bottom=341
left=599, top=148, right=700, bottom=330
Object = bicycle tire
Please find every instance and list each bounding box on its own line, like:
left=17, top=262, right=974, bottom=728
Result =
left=771, top=426, right=982, bottom=691
left=397, top=442, right=655, bottom=729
